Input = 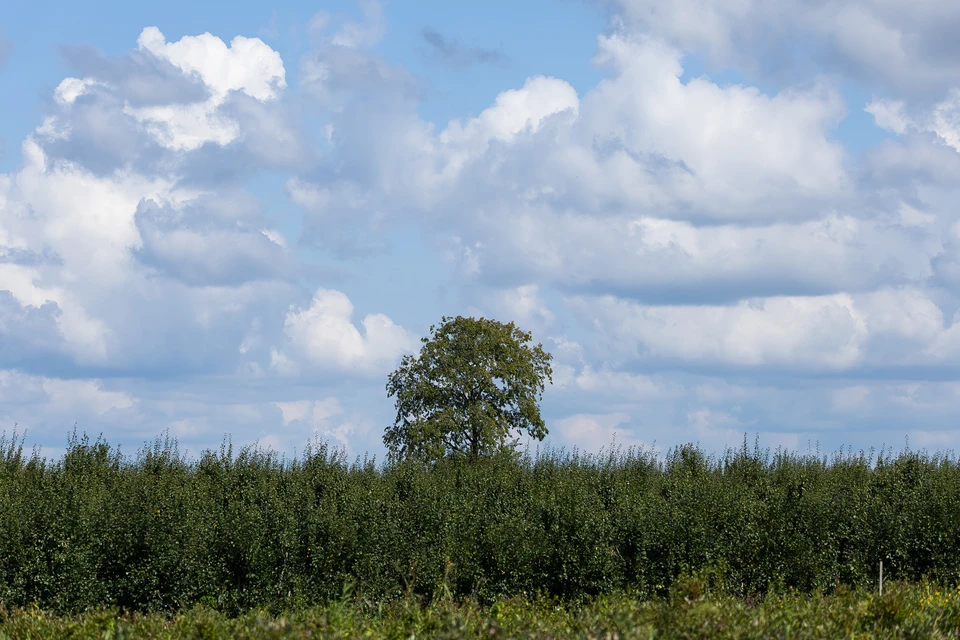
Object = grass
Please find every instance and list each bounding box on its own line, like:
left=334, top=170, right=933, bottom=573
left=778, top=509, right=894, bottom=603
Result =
left=3, top=582, right=960, bottom=639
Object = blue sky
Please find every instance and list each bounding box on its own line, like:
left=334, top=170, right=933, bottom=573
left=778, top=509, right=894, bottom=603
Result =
left=3, top=0, right=960, bottom=461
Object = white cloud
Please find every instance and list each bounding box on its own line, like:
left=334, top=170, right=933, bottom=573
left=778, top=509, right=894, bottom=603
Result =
left=54, top=77, right=103, bottom=105
left=0, top=262, right=110, bottom=363
left=832, top=386, right=871, bottom=413
left=573, top=293, right=869, bottom=370
left=7, top=5, right=960, bottom=463
left=133, top=196, right=294, bottom=286
left=466, top=284, right=555, bottom=335
left=912, top=430, right=960, bottom=451
left=273, top=289, right=415, bottom=377
left=276, top=397, right=344, bottom=426
left=931, top=90, right=960, bottom=152
left=439, top=75, right=579, bottom=150
left=330, top=0, right=386, bottom=49
left=415, top=33, right=848, bottom=222
left=687, top=407, right=747, bottom=447
left=136, top=26, right=284, bottom=101
left=573, top=287, right=960, bottom=372
left=546, top=335, right=663, bottom=399
left=867, top=90, right=960, bottom=153
left=552, top=412, right=645, bottom=452
left=602, top=0, right=960, bottom=96
left=0, top=369, right=138, bottom=443
left=41, top=378, right=137, bottom=415
left=290, top=31, right=869, bottom=303
left=0, top=28, right=321, bottom=377
left=0, top=135, right=304, bottom=371
left=858, top=288, right=944, bottom=347
left=599, top=0, right=766, bottom=67
left=125, top=27, right=286, bottom=151
left=290, top=28, right=853, bottom=249
left=449, top=212, right=933, bottom=302
left=0, top=140, right=177, bottom=364
left=865, top=99, right=910, bottom=135
left=581, top=284, right=960, bottom=370
left=569, top=365, right=661, bottom=398
left=273, top=397, right=374, bottom=451
left=581, top=33, right=848, bottom=211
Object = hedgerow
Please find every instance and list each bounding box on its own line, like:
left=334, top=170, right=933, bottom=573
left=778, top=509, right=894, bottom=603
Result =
left=1, top=429, right=958, bottom=615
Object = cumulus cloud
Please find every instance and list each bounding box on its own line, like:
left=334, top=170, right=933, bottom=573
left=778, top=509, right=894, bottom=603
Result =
left=132, top=194, right=294, bottom=286
left=273, top=397, right=375, bottom=452
left=868, top=89, right=960, bottom=155
left=0, top=369, right=139, bottom=448
left=0, top=138, right=299, bottom=373
left=832, top=385, right=872, bottom=414
left=272, top=289, right=415, bottom=377
left=307, top=0, right=386, bottom=50
left=440, top=75, right=579, bottom=150
left=0, top=29, right=315, bottom=379
left=463, top=284, right=556, bottom=336
left=37, top=26, right=303, bottom=179
left=572, top=293, right=869, bottom=371
left=0, top=364, right=388, bottom=461
left=0, top=292, right=71, bottom=369
left=276, top=397, right=343, bottom=426
left=40, top=377, right=137, bottom=416
left=577, top=33, right=849, bottom=214
left=125, top=27, right=286, bottom=151
left=296, top=0, right=416, bottom=117
left=60, top=42, right=210, bottom=107
left=573, top=287, right=960, bottom=373
left=559, top=365, right=662, bottom=399
left=599, top=0, right=960, bottom=98
left=298, top=37, right=420, bottom=112
left=552, top=412, right=644, bottom=452
left=8, top=0, right=960, bottom=461
left=443, top=212, right=934, bottom=303
left=290, top=32, right=857, bottom=295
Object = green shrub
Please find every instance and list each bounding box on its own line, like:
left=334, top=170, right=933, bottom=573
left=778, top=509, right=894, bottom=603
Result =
left=1, top=428, right=958, bottom=614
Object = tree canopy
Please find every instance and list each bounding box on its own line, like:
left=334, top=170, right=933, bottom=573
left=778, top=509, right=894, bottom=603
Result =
left=384, top=315, right=553, bottom=462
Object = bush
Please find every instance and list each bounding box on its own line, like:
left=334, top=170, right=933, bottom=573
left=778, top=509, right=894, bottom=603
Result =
left=1, top=428, right=958, bottom=614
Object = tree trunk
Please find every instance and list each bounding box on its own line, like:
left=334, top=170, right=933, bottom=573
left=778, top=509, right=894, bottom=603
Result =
left=470, top=422, right=479, bottom=459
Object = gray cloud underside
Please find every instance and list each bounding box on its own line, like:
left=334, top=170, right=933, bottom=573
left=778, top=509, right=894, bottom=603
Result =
left=420, top=27, right=510, bottom=69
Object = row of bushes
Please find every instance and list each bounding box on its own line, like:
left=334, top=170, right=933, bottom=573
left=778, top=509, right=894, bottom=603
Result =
left=1, top=429, right=958, bottom=614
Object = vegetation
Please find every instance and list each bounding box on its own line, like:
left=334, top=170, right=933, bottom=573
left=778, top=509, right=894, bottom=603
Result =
left=1, top=427, right=959, bottom=620
left=4, top=582, right=960, bottom=638
left=384, top=315, right=553, bottom=462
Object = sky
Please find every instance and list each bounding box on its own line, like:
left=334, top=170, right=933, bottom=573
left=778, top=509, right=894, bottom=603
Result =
left=3, top=0, right=960, bottom=462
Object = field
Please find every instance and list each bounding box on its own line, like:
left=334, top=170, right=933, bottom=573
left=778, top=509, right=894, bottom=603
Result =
left=1, top=429, right=959, bottom=637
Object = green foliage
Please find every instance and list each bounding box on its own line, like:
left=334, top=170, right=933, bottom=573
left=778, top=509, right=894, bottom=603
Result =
left=5, top=583, right=960, bottom=639
left=2, top=428, right=960, bottom=617
left=384, top=315, right=553, bottom=462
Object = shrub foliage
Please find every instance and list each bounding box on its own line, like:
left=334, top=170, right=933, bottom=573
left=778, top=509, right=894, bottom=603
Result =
left=1, top=429, right=959, bottom=615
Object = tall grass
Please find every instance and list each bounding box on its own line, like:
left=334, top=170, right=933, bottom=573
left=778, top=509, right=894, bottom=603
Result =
left=1, top=428, right=958, bottom=615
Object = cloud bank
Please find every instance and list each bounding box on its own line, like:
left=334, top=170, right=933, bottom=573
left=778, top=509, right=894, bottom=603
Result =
left=5, top=0, right=960, bottom=458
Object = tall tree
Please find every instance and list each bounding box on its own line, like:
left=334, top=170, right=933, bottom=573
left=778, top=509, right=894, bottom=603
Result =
left=384, top=315, right=553, bottom=462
